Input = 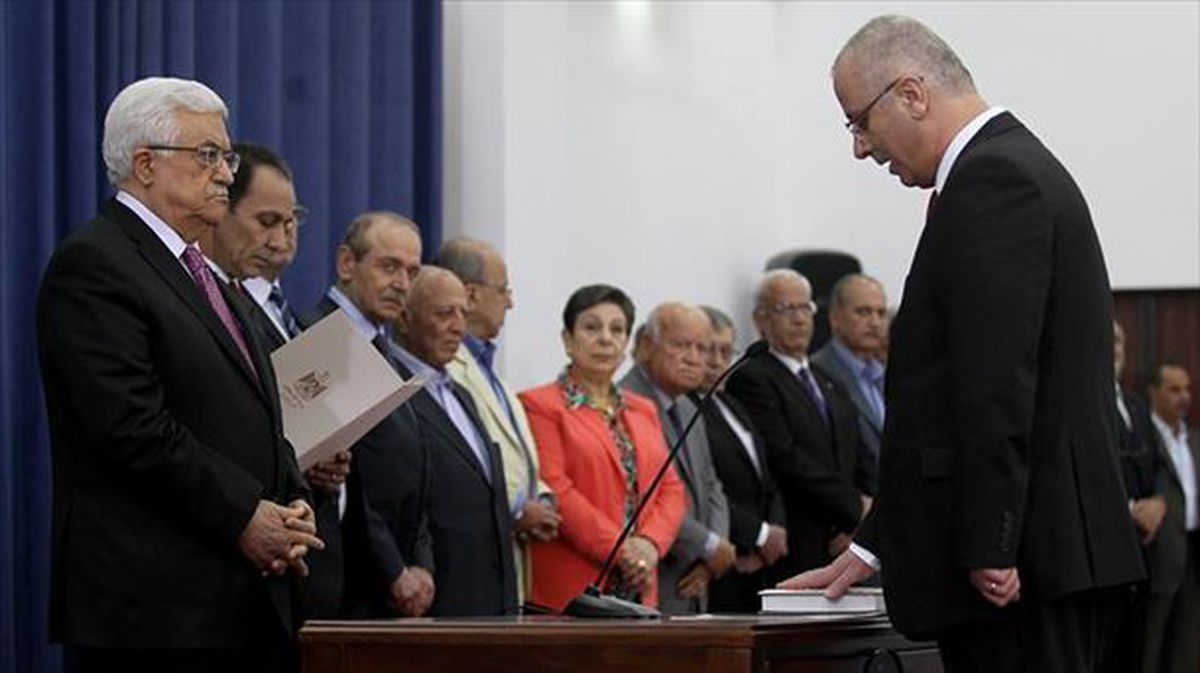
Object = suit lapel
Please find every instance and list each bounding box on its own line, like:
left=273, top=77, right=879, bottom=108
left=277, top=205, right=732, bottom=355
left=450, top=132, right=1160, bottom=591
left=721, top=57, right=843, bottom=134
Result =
left=460, top=348, right=524, bottom=451
left=764, top=354, right=826, bottom=430
left=715, top=392, right=767, bottom=480
left=413, top=385, right=492, bottom=486
left=111, top=200, right=266, bottom=402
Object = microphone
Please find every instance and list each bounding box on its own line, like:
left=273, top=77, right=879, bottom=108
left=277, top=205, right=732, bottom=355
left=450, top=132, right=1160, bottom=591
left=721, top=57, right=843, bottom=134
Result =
left=565, top=340, right=770, bottom=618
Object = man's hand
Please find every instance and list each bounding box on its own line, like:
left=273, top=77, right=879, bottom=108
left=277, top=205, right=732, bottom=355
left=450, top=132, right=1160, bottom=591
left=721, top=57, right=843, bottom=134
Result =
left=778, top=548, right=876, bottom=598
left=238, top=500, right=324, bottom=577
left=704, top=538, right=737, bottom=579
left=827, top=531, right=852, bottom=558
left=734, top=553, right=765, bottom=574
left=968, top=567, right=1021, bottom=608
left=759, top=524, right=788, bottom=566
left=514, top=499, right=562, bottom=543
left=390, top=566, right=435, bottom=617
left=676, top=562, right=712, bottom=599
left=304, top=451, right=352, bottom=496
left=1131, top=496, right=1167, bottom=545
left=618, top=536, right=659, bottom=592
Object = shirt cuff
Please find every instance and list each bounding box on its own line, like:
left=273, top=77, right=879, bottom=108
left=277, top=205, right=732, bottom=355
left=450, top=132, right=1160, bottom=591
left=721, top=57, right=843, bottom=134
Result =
left=755, top=523, right=770, bottom=548
left=703, top=532, right=720, bottom=559
left=511, top=490, right=528, bottom=519
left=850, top=542, right=882, bottom=571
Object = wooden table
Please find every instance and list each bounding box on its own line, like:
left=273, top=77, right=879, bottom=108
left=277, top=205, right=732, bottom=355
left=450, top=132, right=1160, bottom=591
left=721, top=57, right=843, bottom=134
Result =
left=301, top=614, right=943, bottom=673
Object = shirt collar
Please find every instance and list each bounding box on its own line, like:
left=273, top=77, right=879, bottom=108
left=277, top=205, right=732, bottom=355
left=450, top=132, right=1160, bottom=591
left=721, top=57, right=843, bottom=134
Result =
left=241, top=276, right=276, bottom=305
left=831, top=337, right=881, bottom=379
left=392, top=344, right=449, bottom=386
left=326, top=285, right=383, bottom=342
left=464, top=334, right=497, bottom=371
left=1153, top=412, right=1189, bottom=441
left=203, top=253, right=232, bottom=284
left=117, top=190, right=188, bottom=260
left=935, top=106, right=1007, bottom=193
left=771, top=350, right=809, bottom=375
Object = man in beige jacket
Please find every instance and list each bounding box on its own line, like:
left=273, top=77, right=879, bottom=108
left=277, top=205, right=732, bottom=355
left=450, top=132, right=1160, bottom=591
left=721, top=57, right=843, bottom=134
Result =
left=438, top=238, right=560, bottom=605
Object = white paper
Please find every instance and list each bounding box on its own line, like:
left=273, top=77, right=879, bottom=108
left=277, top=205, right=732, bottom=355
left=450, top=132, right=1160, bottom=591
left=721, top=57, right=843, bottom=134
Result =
left=270, top=310, right=424, bottom=471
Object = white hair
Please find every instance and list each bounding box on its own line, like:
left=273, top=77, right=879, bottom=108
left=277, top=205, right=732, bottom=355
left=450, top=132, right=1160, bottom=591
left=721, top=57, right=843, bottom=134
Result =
left=754, top=269, right=811, bottom=313
left=102, top=77, right=228, bottom=186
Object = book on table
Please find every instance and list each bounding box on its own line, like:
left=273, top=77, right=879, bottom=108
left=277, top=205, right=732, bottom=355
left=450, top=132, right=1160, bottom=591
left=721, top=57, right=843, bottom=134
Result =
left=758, top=588, right=886, bottom=614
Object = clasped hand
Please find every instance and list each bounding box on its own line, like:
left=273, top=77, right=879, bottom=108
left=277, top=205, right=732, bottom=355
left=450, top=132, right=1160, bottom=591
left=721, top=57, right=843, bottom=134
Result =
left=238, top=499, right=324, bottom=577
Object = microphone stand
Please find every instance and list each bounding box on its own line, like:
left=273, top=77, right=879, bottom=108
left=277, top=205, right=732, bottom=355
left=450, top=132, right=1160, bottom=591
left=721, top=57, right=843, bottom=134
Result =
left=564, top=341, right=769, bottom=618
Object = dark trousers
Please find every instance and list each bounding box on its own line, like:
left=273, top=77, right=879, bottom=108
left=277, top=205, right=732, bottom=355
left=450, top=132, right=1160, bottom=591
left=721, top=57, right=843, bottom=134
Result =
left=937, top=586, right=1135, bottom=673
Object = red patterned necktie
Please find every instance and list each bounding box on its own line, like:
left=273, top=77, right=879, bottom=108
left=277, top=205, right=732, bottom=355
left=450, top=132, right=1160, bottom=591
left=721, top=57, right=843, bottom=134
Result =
left=180, top=246, right=259, bottom=380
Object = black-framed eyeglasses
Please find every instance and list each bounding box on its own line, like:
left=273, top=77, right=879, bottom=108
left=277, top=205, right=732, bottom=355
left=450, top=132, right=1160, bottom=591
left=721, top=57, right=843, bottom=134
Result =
left=844, top=76, right=903, bottom=136
left=145, top=144, right=241, bottom=173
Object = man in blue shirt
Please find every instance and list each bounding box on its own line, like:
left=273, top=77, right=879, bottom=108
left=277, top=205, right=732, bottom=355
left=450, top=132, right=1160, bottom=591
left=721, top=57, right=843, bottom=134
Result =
left=811, top=273, right=888, bottom=495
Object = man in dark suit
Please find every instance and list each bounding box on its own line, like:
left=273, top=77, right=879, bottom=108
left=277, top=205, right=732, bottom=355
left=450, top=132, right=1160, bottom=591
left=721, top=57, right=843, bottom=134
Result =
left=696, top=306, right=787, bottom=613
left=306, top=210, right=436, bottom=618
left=390, top=266, right=518, bottom=616
left=1143, top=363, right=1200, bottom=673
left=726, top=269, right=872, bottom=581
left=811, top=273, right=888, bottom=495
left=37, top=77, right=322, bottom=672
left=783, top=16, right=1144, bottom=673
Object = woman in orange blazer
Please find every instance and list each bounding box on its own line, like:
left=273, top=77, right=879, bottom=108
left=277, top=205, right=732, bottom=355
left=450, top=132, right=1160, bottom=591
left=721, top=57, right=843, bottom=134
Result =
left=519, top=284, right=687, bottom=612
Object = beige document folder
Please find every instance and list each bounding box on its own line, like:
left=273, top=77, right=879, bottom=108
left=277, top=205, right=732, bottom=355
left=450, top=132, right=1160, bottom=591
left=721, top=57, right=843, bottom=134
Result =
left=270, top=309, right=424, bottom=471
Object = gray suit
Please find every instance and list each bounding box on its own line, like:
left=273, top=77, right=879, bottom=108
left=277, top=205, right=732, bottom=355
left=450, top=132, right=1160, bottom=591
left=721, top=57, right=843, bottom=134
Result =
left=811, top=341, right=881, bottom=495
left=620, top=365, right=730, bottom=614
left=1142, top=422, right=1200, bottom=673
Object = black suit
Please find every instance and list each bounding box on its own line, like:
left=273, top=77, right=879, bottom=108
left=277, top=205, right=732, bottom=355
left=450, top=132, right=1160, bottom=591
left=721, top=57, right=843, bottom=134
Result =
left=302, top=297, right=434, bottom=618
left=726, top=353, right=869, bottom=579
left=392, top=358, right=518, bottom=616
left=854, top=113, right=1145, bottom=665
left=37, top=198, right=307, bottom=657
left=1115, top=390, right=1163, bottom=501
left=700, top=391, right=786, bottom=612
left=243, top=291, right=289, bottom=354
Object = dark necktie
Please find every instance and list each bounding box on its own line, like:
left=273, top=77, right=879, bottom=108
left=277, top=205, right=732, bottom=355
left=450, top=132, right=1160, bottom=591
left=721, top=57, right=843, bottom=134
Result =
left=180, top=246, right=258, bottom=379
left=926, top=189, right=939, bottom=221
left=797, top=365, right=828, bottom=422
left=268, top=284, right=301, bottom=338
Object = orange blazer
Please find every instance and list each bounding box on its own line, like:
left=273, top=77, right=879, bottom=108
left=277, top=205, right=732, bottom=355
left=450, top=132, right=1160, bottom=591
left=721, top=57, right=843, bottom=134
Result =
left=519, top=382, right=687, bottom=612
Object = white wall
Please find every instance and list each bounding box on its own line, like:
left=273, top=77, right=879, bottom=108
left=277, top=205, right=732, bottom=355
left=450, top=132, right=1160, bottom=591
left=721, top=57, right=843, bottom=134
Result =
left=444, top=1, right=1200, bottom=391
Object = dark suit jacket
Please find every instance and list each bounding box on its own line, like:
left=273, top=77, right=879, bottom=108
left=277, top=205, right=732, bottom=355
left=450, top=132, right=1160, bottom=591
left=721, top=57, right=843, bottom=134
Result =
left=700, top=391, right=786, bottom=612
left=302, top=297, right=434, bottom=618
left=1115, top=390, right=1163, bottom=501
left=243, top=291, right=288, bottom=354
left=393, top=358, right=518, bottom=616
left=37, top=198, right=308, bottom=648
left=1145, top=423, right=1200, bottom=597
left=726, top=352, right=869, bottom=578
left=855, top=112, right=1145, bottom=639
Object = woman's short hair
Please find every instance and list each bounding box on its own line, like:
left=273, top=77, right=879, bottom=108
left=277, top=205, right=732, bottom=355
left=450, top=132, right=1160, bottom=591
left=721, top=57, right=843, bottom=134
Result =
left=562, top=284, right=635, bottom=333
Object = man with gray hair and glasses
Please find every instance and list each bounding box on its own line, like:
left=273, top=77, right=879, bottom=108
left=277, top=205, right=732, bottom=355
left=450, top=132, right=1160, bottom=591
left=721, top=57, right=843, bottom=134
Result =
left=38, top=77, right=319, bottom=672
left=726, top=270, right=871, bottom=585
left=781, top=16, right=1143, bottom=673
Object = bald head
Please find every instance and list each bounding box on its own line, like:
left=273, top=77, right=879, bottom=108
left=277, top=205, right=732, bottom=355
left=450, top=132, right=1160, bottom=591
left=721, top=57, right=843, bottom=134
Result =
left=396, top=266, right=468, bottom=368
left=638, top=302, right=710, bottom=397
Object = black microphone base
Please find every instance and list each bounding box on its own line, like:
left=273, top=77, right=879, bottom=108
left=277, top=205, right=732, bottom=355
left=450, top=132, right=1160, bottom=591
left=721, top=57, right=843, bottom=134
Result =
left=564, top=585, right=662, bottom=618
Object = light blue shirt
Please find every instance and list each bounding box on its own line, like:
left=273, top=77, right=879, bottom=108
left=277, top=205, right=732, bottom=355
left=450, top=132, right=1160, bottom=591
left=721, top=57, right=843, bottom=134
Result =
left=392, top=344, right=493, bottom=482
left=830, top=338, right=886, bottom=425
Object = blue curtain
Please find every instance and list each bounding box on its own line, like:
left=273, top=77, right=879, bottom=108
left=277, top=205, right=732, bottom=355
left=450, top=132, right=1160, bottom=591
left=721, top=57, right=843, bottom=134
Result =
left=0, top=1, right=442, bottom=671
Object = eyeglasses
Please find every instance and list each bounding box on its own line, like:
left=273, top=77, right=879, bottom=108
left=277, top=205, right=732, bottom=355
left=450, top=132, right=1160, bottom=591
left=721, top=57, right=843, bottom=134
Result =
left=145, top=144, right=241, bottom=173
left=472, top=281, right=512, bottom=297
left=844, top=76, right=903, bottom=136
left=764, top=301, right=818, bottom=318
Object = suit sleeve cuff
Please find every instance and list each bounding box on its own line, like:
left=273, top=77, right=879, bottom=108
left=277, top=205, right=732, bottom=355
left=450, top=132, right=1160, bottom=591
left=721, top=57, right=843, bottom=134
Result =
left=755, top=523, right=770, bottom=548
left=703, top=531, right=720, bottom=559
left=850, top=542, right=881, bottom=571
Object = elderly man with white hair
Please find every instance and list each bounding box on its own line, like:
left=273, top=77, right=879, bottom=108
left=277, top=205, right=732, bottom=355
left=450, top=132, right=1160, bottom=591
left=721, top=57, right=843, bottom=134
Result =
left=725, top=269, right=872, bottom=584
left=37, top=77, right=319, bottom=673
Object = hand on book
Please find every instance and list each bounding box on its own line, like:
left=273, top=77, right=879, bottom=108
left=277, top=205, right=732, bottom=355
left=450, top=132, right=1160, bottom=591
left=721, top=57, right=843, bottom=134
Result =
left=776, top=548, right=875, bottom=599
